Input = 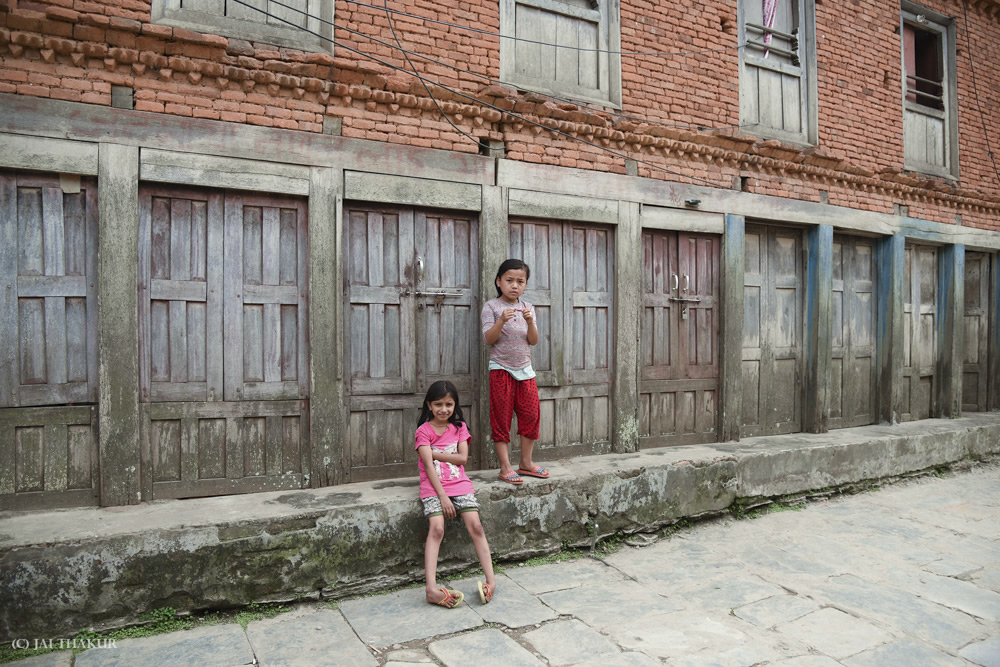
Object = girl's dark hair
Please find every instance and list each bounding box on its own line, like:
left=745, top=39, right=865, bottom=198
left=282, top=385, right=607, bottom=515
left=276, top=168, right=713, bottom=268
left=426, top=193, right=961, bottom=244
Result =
left=494, top=258, right=531, bottom=296
left=417, top=380, right=466, bottom=427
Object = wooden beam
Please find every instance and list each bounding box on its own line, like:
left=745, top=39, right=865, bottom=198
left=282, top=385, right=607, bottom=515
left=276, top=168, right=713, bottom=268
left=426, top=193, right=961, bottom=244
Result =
left=612, top=200, right=641, bottom=453
left=720, top=214, right=745, bottom=442
left=0, top=134, right=98, bottom=176
left=98, top=143, right=141, bottom=506
left=937, top=244, right=965, bottom=418
left=344, top=172, right=481, bottom=211
left=478, top=185, right=508, bottom=470
left=308, top=167, right=343, bottom=486
left=875, top=234, right=905, bottom=424
left=803, top=225, right=832, bottom=433
left=990, top=252, right=1000, bottom=411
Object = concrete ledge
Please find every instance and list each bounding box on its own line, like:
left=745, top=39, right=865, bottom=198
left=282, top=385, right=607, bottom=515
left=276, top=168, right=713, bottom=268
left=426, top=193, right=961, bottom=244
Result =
left=2, top=415, right=999, bottom=640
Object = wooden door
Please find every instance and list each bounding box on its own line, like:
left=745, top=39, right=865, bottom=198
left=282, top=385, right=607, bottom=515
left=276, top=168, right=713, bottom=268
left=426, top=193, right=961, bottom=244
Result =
left=900, top=244, right=937, bottom=421
left=344, top=205, right=479, bottom=482
left=138, top=186, right=309, bottom=500
left=639, top=230, right=719, bottom=447
left=963, top=252, right=990, bottom=412
left=1, top=172, right=99, bottom=509
left=510, top=220, right=614, bottom=458
left=224, top=193, right=309, bottom=401
left=139, top=187, right=224, bottom=402
left=830, top=236, right=877, bottom=429
left=741, top=224, right=802, bottom=437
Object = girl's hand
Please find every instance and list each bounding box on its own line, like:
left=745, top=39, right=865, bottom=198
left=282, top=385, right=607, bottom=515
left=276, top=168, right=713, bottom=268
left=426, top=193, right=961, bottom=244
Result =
left=522, top=308, right=534, bottom=324
left=501, top=307, right=516, bottom=323
left=440, top=495, right=456, bottom=518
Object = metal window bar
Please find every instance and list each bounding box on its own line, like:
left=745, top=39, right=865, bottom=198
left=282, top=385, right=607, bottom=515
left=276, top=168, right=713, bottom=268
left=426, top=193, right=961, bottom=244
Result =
left=746, top=39, right=799, bottom=59
left=906, top=88, right=944, bottom=104
left=906, top=73, right=943, bottom=89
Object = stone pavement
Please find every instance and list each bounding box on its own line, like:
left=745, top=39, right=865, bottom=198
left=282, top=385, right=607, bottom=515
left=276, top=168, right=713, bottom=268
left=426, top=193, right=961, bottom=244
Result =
left=11, top=464, right=1000, bottom=666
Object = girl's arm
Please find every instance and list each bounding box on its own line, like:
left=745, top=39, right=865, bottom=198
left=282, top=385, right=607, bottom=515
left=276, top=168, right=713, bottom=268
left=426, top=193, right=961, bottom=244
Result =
left=418, top=445, right=455, bottom=518
left=431, top=440, right=469, bottom=466
left=523, top=306, right=539, bottom=345
left=483, top=304, right=515, bottom=345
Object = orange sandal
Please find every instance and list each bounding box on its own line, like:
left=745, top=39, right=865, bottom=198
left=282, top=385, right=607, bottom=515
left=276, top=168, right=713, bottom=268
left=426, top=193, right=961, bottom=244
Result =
left=498, top=471, right=523, bottom=485
left=478, top=581, right=494, bottom=604
left=431, top=588, right=464, bottom=608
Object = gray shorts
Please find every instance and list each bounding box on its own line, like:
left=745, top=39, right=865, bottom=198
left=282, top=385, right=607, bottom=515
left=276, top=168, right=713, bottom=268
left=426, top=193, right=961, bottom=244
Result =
left=422, top=492, right=480, bottom=517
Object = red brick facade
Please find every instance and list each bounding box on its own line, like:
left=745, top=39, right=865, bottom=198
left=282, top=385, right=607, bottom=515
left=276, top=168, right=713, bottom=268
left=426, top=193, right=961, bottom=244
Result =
left=1, top=0, right=998, bottom=227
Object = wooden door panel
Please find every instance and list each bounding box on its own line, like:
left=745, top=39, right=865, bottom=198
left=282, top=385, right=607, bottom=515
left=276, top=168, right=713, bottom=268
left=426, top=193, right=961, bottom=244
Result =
left=963, top=252, right=990, bottom=412
left=639, top=230, right=719, bottom=447
left=344, top=206, right=479, bottom=483
left=143, top=400, right=307, bottom=499
left=346, top=208, right=415, bottom=396
left=511, top=221, right=563, bottom=384
left=0, top=405, right=98, bottom=509
left=2, top=174, right=98, bottom=408
left=741, top=224, right=802, bottom=437
left=830, top=236, right=876, bottom=429
left=139, top=187, right=224, bottom=403
left=900, top=244, right=938, bottom=421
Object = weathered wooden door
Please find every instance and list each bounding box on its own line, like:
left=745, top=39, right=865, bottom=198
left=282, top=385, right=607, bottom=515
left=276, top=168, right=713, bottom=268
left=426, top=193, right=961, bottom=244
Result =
left=741, top=224, right=802, bottom=437
left=1, top=172, right=99, bottom=509
left=900, top=244, right=937, bottom=421
left=344, top=205, right=479, bottom=483
left=830, top=235, right=877, bottom=429
left=639, top=230, right=719, bottom=447
left=138, top=186, right=310, bottom=500
left=510, top=219, right=614, bottom=458
left=962, top=252, right=990, bottom=412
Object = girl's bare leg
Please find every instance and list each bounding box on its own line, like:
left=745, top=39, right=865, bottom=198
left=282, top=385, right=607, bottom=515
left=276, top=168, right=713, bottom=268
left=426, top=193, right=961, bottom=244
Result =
left=461, top=512, right=496, bottom=588
left=424, top=516, right=447, bottom=603
left=518, top=435, right=537, bottom=471
left=494, top=440, right=516, bottom=476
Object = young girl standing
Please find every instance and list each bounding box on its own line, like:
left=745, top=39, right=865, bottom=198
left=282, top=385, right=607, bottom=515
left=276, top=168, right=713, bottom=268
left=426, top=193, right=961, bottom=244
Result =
left=415, top=380, right=496, bottom=607
left=481, top=259, right=549, bottom=485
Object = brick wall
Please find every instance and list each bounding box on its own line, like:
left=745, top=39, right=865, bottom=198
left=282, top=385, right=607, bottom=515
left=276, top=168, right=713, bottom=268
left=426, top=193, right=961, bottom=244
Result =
left=0, top=0, right=997, bottom=229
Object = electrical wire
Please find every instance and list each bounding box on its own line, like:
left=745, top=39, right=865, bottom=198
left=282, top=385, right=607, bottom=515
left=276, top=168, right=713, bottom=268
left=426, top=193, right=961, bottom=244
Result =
left=380, top=0, right=489, bottom=151
left=267, top=0, right=746, bottom=133
left=228, top=0, right=728, bottom=187
left=342, top=0, right=745, bottom=58
left=960, top=0, right=1000, bottom=187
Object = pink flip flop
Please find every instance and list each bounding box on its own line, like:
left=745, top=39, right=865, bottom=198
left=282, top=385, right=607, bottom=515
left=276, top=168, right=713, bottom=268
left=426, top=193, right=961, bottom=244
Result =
left=518, top=466, right=549, bottom=479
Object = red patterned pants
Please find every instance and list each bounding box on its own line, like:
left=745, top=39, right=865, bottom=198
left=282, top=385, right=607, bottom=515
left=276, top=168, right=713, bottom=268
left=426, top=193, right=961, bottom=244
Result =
left=488, top=370, right=540, bottom=442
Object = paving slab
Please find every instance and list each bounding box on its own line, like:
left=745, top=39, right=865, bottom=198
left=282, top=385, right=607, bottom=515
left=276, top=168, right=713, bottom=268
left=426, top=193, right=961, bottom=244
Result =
left=677, top=576, right=787, bottom=610
left=428, top=629, right=544, bottom=667
left=445, top=575, right=558, bottom=627
left=883, top=569, right=1000, bottom=622
left=971, top=570, right=1000, bottom=594
left=339, top=587, right=482, bottom=647
left=538, top=577, right=682, bottom=630
left=921, top=558, right=983, bottom=578
left=520, top=619, right=624, bottom=665
left=807, top=574, right=985, bottom=650
left=733, top=594, right=820, bottom=628
left=768, top=657, right=843, bottom=667
left=777, top=608, right=892, bottom=660
left=245, top=607, right=376, bottom=666
left=842, top=638, right=965, bottom=666
left=503, top=557, right=614, bottom=594
left=73, top=624, right=254, bottom=667
left=602, top=611, right=752, bottom=661
left=382, top=648, right=435, bottom=664
left=959, top=636, right=1000, bottom=667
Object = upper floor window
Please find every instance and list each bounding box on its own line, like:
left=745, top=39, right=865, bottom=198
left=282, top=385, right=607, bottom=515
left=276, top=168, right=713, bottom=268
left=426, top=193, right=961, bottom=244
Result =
left=500, top=0, right=622, bottom=108
left=738, top=0, right=817, bottom=145
left=901, top=4, right=958, bottom=178
left=151, top=0, right=334, bottom=52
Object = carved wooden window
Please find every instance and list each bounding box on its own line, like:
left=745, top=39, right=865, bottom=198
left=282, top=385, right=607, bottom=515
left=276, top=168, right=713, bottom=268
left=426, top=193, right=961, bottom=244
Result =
left=901, top=5, right=958, bottom=178
left=500, top=0, right=622, bottom=107
left=739, top=0, right=817, bottom=145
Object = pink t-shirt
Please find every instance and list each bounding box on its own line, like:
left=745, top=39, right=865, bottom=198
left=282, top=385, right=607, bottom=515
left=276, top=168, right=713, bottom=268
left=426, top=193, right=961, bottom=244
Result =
left=481, top=297, right=533, bottom=370
left=415, top=421, right=475, bottom=499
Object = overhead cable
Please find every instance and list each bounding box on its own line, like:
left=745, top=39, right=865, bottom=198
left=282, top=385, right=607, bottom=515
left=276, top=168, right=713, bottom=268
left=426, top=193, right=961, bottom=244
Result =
left=342, top=0, right=745, bottom=58
left=228, top=0, right=728, bottom=187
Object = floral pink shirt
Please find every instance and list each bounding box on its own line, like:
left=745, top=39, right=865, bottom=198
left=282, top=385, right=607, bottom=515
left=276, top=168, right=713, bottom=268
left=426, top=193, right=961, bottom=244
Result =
left=415, top=421, right=474, bottom=499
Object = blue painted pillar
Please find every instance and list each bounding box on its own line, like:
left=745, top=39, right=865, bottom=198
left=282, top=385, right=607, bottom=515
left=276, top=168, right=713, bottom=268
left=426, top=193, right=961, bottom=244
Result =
left=720, top=214, right=745, bottom=442
left=875, top=234, right=905, bottom=424
left=937, top=243, right=965, bottom=417
left=804, top=225, right=832, bottom=433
